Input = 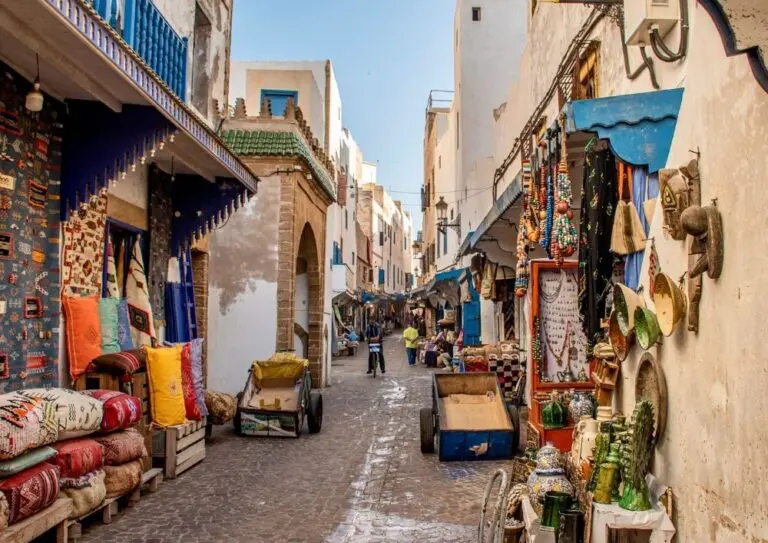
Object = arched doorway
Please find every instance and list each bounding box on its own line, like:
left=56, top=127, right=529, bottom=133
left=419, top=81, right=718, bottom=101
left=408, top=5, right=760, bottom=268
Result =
left=294, top=223, right=322, bottom=384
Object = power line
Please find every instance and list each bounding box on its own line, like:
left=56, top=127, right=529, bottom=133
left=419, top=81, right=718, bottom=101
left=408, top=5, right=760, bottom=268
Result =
left=387, top=185, right=493, bottom=196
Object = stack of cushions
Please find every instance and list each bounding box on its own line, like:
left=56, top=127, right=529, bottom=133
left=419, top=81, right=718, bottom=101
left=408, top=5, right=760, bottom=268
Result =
left=53, top=438, right=106, bottom=518
left=94, top=429, right=146, bottom=498
left=0, top=388, right=110, bottom=527
left=81, top=390, right=142, bottom=433
left=146, top=338, right=207, bottom=427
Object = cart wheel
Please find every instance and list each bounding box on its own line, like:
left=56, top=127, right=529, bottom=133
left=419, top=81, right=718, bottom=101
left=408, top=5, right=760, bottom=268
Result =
left=507, top=404, right=520, bottom=453
left=308, top=392, right=323, bottom=434
left=234, top=392, right=243, bottom=436
left=420, top=407, right=435, bottom=454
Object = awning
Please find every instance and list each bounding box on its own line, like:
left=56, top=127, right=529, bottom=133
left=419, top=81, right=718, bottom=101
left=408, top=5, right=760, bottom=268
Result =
left=565, top=89, right=684, bottom=173
left=456, top=231, right=474, bottom=260
left=466, top=170, right=523, bottom=254
left=332, top=291, right=357, bottom=307
left=426, top=268, right=465, bottom=293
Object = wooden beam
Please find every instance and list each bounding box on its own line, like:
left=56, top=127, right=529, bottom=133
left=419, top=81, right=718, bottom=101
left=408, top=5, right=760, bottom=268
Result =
left=0, top=4, right=123, bottom=113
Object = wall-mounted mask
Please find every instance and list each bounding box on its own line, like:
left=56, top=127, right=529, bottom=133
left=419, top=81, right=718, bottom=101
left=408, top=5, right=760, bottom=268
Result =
left=659, top=170, right=690, bottom=240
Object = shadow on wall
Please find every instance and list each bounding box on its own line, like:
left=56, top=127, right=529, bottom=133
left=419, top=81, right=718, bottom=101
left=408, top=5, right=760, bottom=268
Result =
left=209, top=181, right=280, bottom=313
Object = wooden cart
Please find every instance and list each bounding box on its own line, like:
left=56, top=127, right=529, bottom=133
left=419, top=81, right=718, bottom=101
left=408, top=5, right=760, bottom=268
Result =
left=420, top=373, right=519, bottom=461
left=234, top=359, right=322, bottom=438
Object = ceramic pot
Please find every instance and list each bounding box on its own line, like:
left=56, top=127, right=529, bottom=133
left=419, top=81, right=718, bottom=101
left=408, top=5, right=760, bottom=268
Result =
left=535, top=442, right=562, bottom=471
left=542, top=397, right=567, bottom=429
left=634, top=307, right=661, bottom=349
left=613, top=284, right=645, bottom=335
left=609, top=311, right=633, bottom=362
left=593, top=442, right=621, bottom=504
left=542, top=492, right=573, bottom=530
left=558, top=508, right=586, bottom=543
left=596, top=406, right=613, bottom=422
left=568, top=392, right=594, bottom=425
left=527, top=443, right=574, bottom=514
left=653, top=272, right=687, bottom=336
left=578, top=418, right=599, bottom=464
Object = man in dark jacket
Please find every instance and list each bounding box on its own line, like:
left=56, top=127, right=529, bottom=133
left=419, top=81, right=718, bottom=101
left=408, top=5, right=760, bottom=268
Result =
left=366, top=320, right=385, bottom=374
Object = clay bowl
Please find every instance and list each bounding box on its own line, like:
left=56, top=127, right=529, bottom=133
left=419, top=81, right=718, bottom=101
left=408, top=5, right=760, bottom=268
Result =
left=634, top=307, right=662, bottom=350
left=609, top=311, right=633, bottom=362
left=613, top=284, right=646, bottom=335
left=653, top=273, right=687, bottom=336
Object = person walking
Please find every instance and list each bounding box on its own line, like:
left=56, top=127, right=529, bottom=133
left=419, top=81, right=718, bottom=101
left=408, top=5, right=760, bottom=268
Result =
left=365, top=320, right=385, bottom=374
left=403, top=322, right=419, bottom=367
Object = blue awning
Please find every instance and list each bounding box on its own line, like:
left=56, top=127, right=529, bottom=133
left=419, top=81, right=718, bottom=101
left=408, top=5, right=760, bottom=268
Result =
left=457, top=231, right=474, bottom=259
left=564, top=89, right=684, bottom=173
left=466, top=170, right=523, bottom=254
left=427, top=268, right=465, bottom=293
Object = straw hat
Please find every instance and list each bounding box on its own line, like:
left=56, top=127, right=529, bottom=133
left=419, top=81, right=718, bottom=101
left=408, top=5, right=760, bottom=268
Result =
left=609, top=311, right=633, bottom=362
left=653, top=273, right=687, bottom=336
left=593, top=342, right=615, bottom=360
left=613, top=284, right=646, bottom=335
left=634, top=307, right=662, bottom=350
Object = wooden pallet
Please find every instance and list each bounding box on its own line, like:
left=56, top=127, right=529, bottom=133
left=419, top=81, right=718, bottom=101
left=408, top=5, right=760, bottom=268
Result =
left=152, top=418, right=206, bottom=479
left=0, top=498, right=72, bottom=543
left=64, top=468, right=163, bottom=542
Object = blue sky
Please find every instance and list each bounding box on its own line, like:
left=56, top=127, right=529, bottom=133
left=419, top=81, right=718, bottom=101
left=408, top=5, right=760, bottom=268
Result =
left=230, top=1, right=456, bottom=232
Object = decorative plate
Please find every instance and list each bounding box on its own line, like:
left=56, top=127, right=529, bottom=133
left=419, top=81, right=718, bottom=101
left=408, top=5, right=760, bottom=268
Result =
left=635, top=352, right=667, bottom=443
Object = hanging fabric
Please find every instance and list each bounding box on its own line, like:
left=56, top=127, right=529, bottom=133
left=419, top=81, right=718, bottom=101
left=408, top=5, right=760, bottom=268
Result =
left=624, top=169, right=659, bottom=289
left=610, top=163, right=646, bottom=255
left=105, top=241, right=120, bottom=299
left=126, top=237, right=156, bottom=347
left=164, top=257, right=186, bottom=343
left=115, top=240, right=126, bottom=296
left=578, top=149, right=619, bottom=350
left=481, top=262, right=498, bottom=300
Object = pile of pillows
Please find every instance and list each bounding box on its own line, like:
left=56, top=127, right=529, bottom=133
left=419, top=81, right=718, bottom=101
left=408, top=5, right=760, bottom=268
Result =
left=0, top=387, right=145, bottom=526
left=145, top=339, right=207, bottom=427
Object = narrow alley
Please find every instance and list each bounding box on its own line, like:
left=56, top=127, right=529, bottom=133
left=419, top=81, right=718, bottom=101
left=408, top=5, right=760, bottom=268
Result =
left=78, top=340, right=502, bottom=543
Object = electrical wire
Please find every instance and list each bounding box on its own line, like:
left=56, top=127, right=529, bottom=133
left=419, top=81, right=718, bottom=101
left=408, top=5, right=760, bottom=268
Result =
left=649, top=0, right=689, bottom=63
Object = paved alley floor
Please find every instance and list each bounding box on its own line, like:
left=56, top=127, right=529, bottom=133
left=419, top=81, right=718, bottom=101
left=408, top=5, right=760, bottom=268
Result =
left=77, top=338, right=521, bottom=543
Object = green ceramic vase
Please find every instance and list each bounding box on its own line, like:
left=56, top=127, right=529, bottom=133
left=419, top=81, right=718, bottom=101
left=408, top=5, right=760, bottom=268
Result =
left=593, top=443, right=621, bottom=504
left=543, top=396, right=567, bottom=429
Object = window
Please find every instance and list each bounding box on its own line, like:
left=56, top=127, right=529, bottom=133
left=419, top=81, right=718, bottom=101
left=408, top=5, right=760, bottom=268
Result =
left=191, top=3, right=212, bottom=116
left=352, top=251, right=355, bottom=262
left=345, top=209, right=348, bottom=230
left=437, top=233, right=442, bottom=258
left=472, top=7, right=481, bottom=21
left=443, top=230, right=448, bottom=254
left=439, top=155, right=442, bottom=169
left=574, top=43, right=600, bottom=100
left=260, top=89, right=299, bottom=116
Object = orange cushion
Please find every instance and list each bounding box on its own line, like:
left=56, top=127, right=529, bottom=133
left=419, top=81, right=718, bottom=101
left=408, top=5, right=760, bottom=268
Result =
left=63, top=295, right=103, bottom=380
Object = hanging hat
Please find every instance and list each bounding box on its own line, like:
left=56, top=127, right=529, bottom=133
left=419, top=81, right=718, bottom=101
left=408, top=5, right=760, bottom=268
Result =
left=613, top=284, right=646, bottom=335
left=653, top=273, right=687, bottom=336
left=609, top=311, right=633, bottom=362
left=634, top=307, right=662, bottom=350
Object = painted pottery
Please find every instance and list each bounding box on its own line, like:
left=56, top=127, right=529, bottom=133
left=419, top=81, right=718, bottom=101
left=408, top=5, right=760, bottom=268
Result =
left=634, top=307, right=661, bottom=349
left=609, top=311, right=633, bottom=361
left=596, top=406, right=613, bottom=422
left=527, top=443, right=574, bottom=514
left=613, top=284, right=646, bottom=335
left=593, top=442, right=621, bottom=504
left=635, top=353, right=668, bottom=442
left=542, top=491, right=573, bottom=530
left=542, top=396, right=567, bottom=429
left=535, top=442, right=561, bottom=471
left=558, top=508, right=586, bottom=543
left=653, top=272, right=687, bottom=336
left=568, top=392, right=594, bottom=425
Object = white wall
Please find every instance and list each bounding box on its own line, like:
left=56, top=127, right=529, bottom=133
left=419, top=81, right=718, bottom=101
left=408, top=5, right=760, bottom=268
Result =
left=360, top=162, right=378, bottom=186
left=435, top=107, right=459, bottom=270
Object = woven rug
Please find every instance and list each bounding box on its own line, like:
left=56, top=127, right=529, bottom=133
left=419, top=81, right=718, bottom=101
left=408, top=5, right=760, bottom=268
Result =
left=62, top=193, right=107, bottom=297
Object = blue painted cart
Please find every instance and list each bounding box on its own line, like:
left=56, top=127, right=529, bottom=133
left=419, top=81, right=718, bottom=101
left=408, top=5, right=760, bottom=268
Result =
left=420, top=373, right=519, bottom=461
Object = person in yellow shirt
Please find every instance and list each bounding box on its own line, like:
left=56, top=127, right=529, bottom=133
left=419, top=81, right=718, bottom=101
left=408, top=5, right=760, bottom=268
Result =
left=403, top=322, right=420, bottom=367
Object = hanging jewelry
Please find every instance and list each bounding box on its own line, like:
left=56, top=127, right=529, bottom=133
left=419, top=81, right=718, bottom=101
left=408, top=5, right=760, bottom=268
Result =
left=540, top=268, right=565, bottom=304
left=533, top=316, right=543, bottom=376
left=543, top=319, right=571, bottom=368
left=551, top=116, right=578, bottom=264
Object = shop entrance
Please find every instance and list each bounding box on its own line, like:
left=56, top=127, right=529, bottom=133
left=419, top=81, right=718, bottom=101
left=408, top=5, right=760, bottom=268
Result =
left=294, top=223, right=322, bottom=382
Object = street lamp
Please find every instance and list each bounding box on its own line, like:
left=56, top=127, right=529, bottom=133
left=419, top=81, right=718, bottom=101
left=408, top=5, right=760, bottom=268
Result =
left=435, top=196, right=460, bottom=235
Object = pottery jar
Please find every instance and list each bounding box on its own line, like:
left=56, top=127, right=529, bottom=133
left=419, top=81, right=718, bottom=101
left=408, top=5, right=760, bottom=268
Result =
left=578, top=417, right=599, bottom=464
left=527, top=442, right=574, bottom=514
left=568, top=392, right=594, bottom=424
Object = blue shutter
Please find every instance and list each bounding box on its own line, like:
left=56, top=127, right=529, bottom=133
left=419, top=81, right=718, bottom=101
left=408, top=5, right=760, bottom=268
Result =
left=260, top=89, right=299, bottom=116
left=378, top=269, right=385, bottom=285
left=462, top=279, right=481, bottom=345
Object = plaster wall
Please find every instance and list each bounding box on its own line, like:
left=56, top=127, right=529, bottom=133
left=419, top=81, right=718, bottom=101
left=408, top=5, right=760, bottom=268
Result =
left=435, top=108, right=459, bottom=271
left=153, top=0, right=231, bottom=127
left=360, top=162, right=377, bottom=186
left=107, top=165, right=148, bottom=210
left=205, top=176, right=281, bottom=394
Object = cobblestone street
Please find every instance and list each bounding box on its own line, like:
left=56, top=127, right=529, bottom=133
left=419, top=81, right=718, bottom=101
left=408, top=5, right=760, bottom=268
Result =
left=77, top=338, right=518, bottom=543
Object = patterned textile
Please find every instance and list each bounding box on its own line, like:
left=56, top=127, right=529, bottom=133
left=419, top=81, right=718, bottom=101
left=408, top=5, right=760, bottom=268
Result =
left=126, top=238, right=155, bottom=347
left=0, top=60, right=64, bottom=390
left=62, top=294, right=103, bottom=379
left=0, top=446, right=57, bottom=478
left=62, top=193, right=107, bottom=297
left=180, top=344, right=202, bottom=421
left=94, top=428, right=147, bottom=466
left=19, top=388, right=103, bottom=440
left=98, top=297, right=121, bottom=354
left=103, top=459, right=142, bottom=498
left=81, top=390, right=141, bottom=432
left=189, top=338, right=208, bottom=417
left=0, top=461, right=60, bottom=525
left=578, top=149, right=619, bottom=351
left=51, top=438, right=104, bottom=478
left=105, top=242, right=120, bottom=298
left=117, top=299, right=134, bottom=351
left=488, top=357, right=518, bottom=402
left=60, top=469, right=106, bottom=518
left=204, top=390, right=235, bottom=425
left=0, top=493, right=7, bottom=531
left=0, top=393, right=55, bottom=459
left=89, top=349, right=146, bottom=375
left=148, top=165, right=173, bottom=328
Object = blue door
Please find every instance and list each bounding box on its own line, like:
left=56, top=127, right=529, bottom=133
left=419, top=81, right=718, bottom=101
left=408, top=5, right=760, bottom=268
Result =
left=463, top=279, right=481, bottom=345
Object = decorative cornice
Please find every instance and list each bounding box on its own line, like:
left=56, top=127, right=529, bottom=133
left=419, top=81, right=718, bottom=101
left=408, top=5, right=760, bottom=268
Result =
left=43, top=0, right=259, bottom=192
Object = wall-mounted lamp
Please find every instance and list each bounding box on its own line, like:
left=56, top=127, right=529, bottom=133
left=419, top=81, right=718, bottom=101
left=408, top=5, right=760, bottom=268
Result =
left=435, top=196, right=460, bottom=235
left=25, top=54, right=44, bottom=113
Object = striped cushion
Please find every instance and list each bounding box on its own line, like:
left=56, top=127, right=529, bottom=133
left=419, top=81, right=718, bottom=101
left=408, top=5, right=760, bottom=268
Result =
left=90, top=349, right=146, bottom=375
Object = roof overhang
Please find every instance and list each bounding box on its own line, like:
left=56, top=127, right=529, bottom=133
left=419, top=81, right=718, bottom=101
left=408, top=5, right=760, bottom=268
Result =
left=564, top=89, right=684, bottom=173
left=466, top=170, right=524, bottom=257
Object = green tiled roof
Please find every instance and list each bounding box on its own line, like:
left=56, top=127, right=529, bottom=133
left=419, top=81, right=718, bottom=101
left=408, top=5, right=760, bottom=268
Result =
left=221, top=129, right=336, bottom=201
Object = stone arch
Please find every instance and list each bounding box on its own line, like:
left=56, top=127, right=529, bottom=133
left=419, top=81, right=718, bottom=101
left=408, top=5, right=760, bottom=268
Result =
left=294, top=222, right=322, bottom=385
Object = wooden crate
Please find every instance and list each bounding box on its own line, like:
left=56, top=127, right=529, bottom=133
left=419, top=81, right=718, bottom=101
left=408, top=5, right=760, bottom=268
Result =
left=152, top=418, right=206, bottom=479
left=0, top=498, right=72, bottom=543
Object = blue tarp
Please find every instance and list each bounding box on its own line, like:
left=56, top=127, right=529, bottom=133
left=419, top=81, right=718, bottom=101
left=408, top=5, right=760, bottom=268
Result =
left=565, top=88, right=684, bottom=173
left=426, top=268, right=466, bottom=293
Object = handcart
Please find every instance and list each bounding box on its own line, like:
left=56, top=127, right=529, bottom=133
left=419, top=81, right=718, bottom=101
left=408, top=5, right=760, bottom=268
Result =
left=420, top=373, right=517, bottom=461
left=234, top=353, right=323, bottom=438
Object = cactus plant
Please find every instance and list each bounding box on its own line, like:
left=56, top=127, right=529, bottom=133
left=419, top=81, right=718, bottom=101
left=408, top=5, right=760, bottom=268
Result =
left=619, top=399, right=655, bottom=511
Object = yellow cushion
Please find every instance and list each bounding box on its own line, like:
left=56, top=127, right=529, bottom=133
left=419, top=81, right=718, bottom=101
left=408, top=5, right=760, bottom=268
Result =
left=145, top=345, right=186, bottom=427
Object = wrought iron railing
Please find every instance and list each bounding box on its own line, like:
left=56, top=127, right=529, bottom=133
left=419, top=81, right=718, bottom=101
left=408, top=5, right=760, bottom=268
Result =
left=88, top=0, right=188, bottom=99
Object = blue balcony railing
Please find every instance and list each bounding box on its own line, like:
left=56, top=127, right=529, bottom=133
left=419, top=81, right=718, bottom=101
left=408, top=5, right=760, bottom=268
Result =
left=89, top=0, right=188, bottom=100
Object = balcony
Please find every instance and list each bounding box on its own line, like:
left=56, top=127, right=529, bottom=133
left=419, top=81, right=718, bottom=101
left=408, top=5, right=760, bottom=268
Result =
left=332, top=263, right=354, bottom=295
left=88, top=0, right=187, bottom=99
